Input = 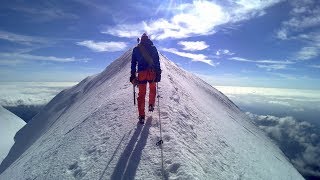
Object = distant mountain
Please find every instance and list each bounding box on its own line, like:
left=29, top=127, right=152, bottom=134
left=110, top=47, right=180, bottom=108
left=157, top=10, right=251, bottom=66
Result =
left=0, top=105, right=25, bottom=164
left=0, top=50, right=303, bottom=179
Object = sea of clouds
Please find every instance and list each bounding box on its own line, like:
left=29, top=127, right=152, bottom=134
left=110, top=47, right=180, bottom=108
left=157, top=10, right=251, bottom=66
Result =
left=0, top=82, right=78, bottom=122
left=216, top=86, right=320, bottom=179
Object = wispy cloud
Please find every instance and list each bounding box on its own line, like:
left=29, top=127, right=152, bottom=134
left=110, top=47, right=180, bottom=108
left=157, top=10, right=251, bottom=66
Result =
left=178, top=41, right=209, bottom=51
left=76, top=40, right=128, bottom=52
left=103, top=0, right=283, bottom=39
left=228, top=0, right=284, bottom=22
left=309, top=64, right=320, bottom=68
left=229, top=57, right=294, bottom=71
left=102, top=23, right=142, bottom=38
left=296, top=47, right=319, bottom=60
left=0, top=30, right=48, bottom=45
left=269, top=72, right=299, bottom=80
left=162, top=48, right=216, bottom=66
left=229, top=57, right=294, bottom=64
left=256, top=64, right=288, bottom=71
left=71, top=0, right=110, bottom=13
left=0, top=53, right=89, bottom=64
left=277, top=0, right=320, bottom=40
left=297, top=31, right=320, bottom=45
left=11, top=3, right=78, bottom=22
left=216, top=49, right=234, bottom=56
left=276, top=0, right=320, bottom=60
left=103, top=1, right=226, bottom=39
left=0, top=60, right=25, bottom=66
left=292, top=34, right=320, bottom=61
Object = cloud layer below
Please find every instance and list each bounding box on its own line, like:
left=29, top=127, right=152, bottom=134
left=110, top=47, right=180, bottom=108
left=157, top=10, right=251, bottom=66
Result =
left=215, top=85, right=320, bottom=178
left=247, top=112, right=320, bottom=178
left=0, top=82, right=78, bottom=106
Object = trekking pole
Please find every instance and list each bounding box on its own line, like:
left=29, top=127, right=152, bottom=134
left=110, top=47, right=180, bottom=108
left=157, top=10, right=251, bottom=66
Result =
left=133, top=84, right=136, bottom=106
left=155, top=82, right=164, bottom=180
left=133, top=36, right=138, bottom=106
left=156, top=83, right=163, bottom=145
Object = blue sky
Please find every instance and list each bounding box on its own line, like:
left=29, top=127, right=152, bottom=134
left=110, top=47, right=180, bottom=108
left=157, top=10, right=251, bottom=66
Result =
left=1, top=0, right=320, bottom=89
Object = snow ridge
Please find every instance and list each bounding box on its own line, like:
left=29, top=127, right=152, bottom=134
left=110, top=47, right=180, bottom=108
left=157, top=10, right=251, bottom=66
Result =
left=0, top=105, right=25, bottom=164
left=0, top=49, right=303, bottom=179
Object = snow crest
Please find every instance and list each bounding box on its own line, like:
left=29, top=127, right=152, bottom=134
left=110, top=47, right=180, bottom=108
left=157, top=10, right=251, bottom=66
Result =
left=0, top=50, right=303, bottom=179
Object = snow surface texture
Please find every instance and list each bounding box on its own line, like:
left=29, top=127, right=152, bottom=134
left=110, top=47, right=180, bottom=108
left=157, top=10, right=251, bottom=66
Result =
left=0, top=105, right=25, bottom=164
left=0, top=50, right=303, bottom=180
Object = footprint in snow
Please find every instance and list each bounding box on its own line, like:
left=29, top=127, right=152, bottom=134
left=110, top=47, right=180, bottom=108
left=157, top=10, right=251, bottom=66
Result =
left=68, top=162, right=86, bottom=178
left=86, top=146, right=96, bottom=155
left=160, top=111, right=169, bottom=118
left=163, top=134, right=171, bottom=142
left=169, top=163, right=181, bottom=173
left=170, top=93, right=180, bottom=103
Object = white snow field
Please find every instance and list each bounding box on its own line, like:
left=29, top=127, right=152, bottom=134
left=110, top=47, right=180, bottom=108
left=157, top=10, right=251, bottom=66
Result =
left=0, top=105, right=26, bottom=164
left=0, top=50, right=303, bottom=180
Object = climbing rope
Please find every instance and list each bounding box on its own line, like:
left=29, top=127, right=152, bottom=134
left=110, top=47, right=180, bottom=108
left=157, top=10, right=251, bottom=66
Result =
left=156, top=82, right=164, bottom=180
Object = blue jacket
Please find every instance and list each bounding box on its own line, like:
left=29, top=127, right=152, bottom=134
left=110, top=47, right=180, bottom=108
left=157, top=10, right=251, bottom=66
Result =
left=131, top=39, right=161, bottom=74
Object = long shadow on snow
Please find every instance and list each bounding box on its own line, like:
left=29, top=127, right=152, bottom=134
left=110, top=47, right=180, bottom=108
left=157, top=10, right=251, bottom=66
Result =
left=110, top=117, right=152, bottom=180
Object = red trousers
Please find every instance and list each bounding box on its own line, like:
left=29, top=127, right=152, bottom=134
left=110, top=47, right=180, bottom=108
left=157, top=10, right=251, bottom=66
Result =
left=137, top=69, right=156, bottom=116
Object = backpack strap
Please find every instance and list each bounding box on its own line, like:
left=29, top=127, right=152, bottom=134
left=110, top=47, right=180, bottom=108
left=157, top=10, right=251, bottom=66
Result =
left=138, top=44, right=154, bottom=67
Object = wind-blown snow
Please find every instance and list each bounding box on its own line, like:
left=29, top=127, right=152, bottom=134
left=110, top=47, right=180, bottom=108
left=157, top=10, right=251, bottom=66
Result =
left=0, top=49, right=303, bottom=179
left=0, top=105, right=25, bottom=164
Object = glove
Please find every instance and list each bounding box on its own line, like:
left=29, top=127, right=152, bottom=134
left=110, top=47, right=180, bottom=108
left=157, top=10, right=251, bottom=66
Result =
left=130, top=74, right=137, bottom=84
left=155, top=70, right=161, bottom=82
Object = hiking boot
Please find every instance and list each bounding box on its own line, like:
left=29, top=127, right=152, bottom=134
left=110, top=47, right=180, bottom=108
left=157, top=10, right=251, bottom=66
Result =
left=139, top=115, right=145, bottom=124
left=148, top=104, right=154, bottom=112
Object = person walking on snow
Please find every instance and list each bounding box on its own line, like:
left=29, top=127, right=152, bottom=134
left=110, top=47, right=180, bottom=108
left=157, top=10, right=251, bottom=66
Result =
left=130, top=33, right=161, bottom=123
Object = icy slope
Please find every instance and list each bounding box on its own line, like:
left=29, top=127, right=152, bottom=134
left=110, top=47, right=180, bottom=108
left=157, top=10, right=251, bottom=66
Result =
left=0, top=106, right=25, bottom=164
left=0, top=50, right=303, bottom=179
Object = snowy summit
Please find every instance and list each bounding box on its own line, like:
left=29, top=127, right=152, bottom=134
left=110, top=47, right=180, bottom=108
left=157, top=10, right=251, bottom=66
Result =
left=0, top=50, right=303, bottom=179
